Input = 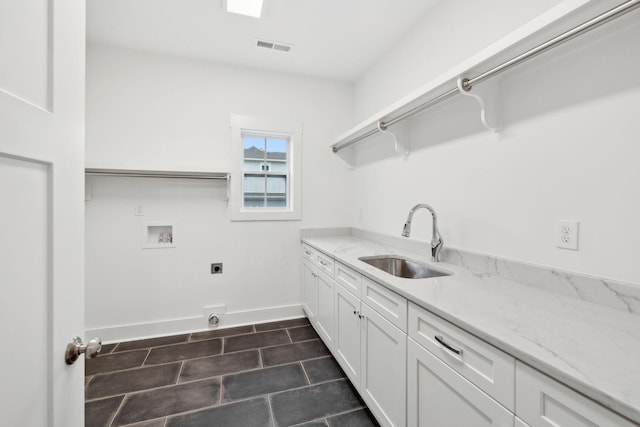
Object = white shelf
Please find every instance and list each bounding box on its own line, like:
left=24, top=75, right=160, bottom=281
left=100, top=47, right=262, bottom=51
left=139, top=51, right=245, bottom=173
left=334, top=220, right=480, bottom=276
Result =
left=330, top=0, right=632, bottom=166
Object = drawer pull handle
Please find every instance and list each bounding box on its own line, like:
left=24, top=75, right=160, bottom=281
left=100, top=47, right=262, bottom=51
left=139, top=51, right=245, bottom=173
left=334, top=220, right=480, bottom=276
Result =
left=435, top=335, right=463, bottom=356
left=305, top=250, right=312, bottom=255
left=319, top=260, right=329, bottom=266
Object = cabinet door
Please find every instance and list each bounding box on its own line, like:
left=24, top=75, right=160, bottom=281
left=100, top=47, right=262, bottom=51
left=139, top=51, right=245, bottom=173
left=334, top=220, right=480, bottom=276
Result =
left=334, top=284, right=362, bottom=386
left=516, top=362, right=635, bottom=427
left=315, top=271, right=335, bottom=350
left=302, top=261, right=318, bottom=321
left=407, top=338, right=514, bottom=427
left=361, top=304, right=407, bottom=427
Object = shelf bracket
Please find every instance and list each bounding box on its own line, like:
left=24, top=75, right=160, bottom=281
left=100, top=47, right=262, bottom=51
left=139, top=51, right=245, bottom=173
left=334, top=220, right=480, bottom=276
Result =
left=457, top=77, right=502, bottom=132
left=335, top=148, right=356, bottom=170
left=378, top=120, right=410, bottom=158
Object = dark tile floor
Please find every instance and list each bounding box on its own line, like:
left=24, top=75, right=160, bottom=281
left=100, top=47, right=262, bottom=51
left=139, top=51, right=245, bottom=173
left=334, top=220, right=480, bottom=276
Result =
left=85, top=318, right=380, bottom=427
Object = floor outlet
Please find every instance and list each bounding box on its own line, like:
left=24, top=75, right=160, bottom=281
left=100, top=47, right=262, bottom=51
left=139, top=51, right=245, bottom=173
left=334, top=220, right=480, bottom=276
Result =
left=557, top=220, right=579, bottom=250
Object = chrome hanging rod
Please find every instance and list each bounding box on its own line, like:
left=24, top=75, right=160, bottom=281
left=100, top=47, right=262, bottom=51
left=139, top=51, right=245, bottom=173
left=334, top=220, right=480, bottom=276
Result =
left=332, top=0, right=640, bottom=154
left=85, top=168, right=229, bottom=180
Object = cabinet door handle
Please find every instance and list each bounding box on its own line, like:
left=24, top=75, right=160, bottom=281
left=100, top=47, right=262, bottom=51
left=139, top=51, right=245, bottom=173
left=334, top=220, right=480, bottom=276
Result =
left=435, top=335, right=463, bottom=356
left=305, top=250, right=312, bottom=255
left=319, top=260, right=328, bottom=266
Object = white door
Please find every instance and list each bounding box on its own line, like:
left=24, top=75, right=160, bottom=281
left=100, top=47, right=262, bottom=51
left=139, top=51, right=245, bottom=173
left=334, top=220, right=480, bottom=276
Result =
left=0, top=1, right=86, bottom=426
left=302, top=261, right=318, bottom=321
left=361, top=304, right=407, bottom=427
left=315, top=271, right=335, bottom=349
left=334, top=284, right=362, bottom=386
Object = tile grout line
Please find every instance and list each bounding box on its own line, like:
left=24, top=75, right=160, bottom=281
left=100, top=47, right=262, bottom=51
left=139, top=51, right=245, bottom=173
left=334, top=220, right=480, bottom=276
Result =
left=141, top=348, right=152, bottom=367
left=106, top=393, right=128, bottom=427
left=299, top=361, right=311, bottom=386
left=176, top=360, right=185, bottom=384
left=266, top=393, right=277, bottom=427
left=289, top=417, right=328, bottom=427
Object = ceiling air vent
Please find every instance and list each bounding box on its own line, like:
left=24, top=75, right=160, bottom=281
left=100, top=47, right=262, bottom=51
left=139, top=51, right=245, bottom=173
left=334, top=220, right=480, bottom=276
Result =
left=256, top=39, right=292, bottom=52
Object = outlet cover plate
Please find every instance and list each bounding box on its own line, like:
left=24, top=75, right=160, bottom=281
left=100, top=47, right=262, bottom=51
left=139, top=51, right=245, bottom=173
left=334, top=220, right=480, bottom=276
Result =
left=557, top=220, right=579, bottom=250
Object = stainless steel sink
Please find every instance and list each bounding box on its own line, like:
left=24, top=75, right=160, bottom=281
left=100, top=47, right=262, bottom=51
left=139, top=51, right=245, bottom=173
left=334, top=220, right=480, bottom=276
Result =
left=359, top=255, right=451, bottom=279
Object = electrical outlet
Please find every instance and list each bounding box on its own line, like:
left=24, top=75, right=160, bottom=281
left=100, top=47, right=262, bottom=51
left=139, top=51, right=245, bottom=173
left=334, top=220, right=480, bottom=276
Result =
left=211, top=263, right=223, bottom=274
left=557, top=220, right=579, bottom=250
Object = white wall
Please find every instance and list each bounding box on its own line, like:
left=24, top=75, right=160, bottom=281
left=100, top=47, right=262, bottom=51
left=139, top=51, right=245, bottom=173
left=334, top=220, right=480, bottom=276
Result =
left=85, top=44, right=353, bottom=339
left=349, top=4, right=640, bottom=284
left=354, top=0, right=562, bottom=121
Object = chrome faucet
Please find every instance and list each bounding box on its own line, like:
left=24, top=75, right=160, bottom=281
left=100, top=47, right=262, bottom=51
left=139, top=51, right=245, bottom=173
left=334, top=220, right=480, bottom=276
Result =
left=402, top=203, right=444, bottom=262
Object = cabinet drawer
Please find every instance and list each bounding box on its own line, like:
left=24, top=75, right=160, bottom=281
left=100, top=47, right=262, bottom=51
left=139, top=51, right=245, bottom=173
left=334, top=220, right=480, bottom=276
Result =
left=316, top=251, right=335, bottom=276
left=362, top=277, right=407, bottom=332
left=407, top=338, right=514, bottom=427
left=408, top=303, right=515, bottom=410
left=516, top=362, right=635, bottom=427
left=301, top=244, right=335, bottom=276
left=301, top=244, right=316, bottom=262
left=335, top=262, right=361, bottom=297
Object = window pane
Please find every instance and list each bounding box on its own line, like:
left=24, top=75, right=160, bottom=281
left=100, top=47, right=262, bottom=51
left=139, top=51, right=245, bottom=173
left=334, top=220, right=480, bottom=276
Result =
left=266, top=138, right=287, bottom=162
left=266, top=175, right=287, bottom=208
left=266, top=175, right=286, bottom=194
left=243, top=174, right=265, bottom=208
left=243, top=136, right=266, bottom=163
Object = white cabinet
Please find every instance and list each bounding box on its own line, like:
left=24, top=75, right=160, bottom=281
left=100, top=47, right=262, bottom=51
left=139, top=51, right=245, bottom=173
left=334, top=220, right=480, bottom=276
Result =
left=408, top=303, right=515, bottom=410
left=315, top=271, right=335, bottom=349
left=407, top=302, right=516, bottom=427
left=302, top=246, right=335, bottom=349
left=407, top=337, right=514, bottom=427
left=361, top=303, right=407, bottom=427
left=301, top=244, right=408, bottom=427
left=302, top=260, right=317, bottom=321
left=334, top=283, right=362, bottom=384
left=516, top=362, right=636, bottom=427
left=334, top=282, right=407, bottom=427
left=363, top=277, right=407, bottom=332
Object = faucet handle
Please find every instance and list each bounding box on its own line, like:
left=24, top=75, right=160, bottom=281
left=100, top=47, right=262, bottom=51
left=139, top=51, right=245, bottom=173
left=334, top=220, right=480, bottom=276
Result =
left=431, top=236, right=444, bottom=262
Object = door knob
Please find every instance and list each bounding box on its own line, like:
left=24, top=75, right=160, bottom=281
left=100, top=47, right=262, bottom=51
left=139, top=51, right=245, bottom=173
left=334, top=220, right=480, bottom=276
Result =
left=65, top=336, right=102, bottom=365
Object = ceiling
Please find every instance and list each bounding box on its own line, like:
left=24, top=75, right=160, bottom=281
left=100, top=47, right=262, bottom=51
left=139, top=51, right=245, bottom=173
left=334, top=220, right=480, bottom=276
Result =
left=86, top=0, right=439, bottom=81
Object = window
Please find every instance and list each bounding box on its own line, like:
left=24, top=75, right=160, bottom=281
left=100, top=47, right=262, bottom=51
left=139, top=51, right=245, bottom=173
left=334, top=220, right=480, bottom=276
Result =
left=230, top=115, right=302, bottom=221
left=242, top=133, right=289, bottom=208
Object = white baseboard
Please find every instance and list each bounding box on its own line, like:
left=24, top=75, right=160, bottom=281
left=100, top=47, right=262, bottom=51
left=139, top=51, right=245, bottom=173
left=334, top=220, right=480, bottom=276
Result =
left=85, top=304, right=305, bottom=343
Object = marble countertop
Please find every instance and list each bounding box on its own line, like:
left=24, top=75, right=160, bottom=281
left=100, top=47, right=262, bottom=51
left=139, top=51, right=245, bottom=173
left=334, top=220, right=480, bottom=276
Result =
left=301, top=232, right=640, bottom=424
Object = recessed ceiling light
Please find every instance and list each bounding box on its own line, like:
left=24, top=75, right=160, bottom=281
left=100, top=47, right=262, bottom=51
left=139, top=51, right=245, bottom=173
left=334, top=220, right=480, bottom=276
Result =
left=224, top=0, right=264, bottom=18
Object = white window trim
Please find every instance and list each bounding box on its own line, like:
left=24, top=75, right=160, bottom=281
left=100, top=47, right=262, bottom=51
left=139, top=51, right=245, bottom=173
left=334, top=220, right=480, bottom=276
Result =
left=229, top=114, right=303, bottom=221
